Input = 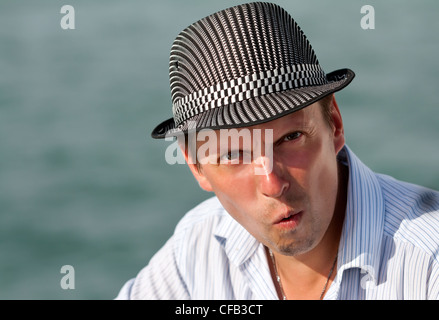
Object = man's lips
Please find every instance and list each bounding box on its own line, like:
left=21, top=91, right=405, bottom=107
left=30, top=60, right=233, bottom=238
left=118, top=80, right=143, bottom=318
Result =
left=273, top=210, right=303, bottom=228
left=274, top=210, right=300, bottom=224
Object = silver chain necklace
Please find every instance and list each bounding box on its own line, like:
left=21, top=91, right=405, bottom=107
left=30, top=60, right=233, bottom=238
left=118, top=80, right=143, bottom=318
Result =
left=268, top=248, right=338, bottom=300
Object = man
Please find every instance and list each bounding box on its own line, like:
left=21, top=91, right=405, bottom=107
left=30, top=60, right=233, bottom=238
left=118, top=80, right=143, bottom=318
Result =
left=117, top=2, right=439, bottom=299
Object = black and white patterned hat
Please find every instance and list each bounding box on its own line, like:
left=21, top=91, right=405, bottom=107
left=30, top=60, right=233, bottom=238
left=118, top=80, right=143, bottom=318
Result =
left=151, top=2, right=355, bottom=139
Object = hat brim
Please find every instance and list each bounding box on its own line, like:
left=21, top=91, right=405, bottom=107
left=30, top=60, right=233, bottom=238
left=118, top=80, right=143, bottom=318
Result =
left=151, top=68, right=355, bottom=139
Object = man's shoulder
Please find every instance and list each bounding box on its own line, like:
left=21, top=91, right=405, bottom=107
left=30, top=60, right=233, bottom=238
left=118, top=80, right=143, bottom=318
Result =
left=377, top=173, right=439, bottom=257
left=377, top=173, right=439, bottom=216
left=173, top=196, right=229, bottom=235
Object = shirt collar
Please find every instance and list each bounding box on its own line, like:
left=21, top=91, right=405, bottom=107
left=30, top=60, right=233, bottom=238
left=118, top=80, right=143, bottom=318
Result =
left=337, top=145, right=385, bottom=285
left=214, top=213, right=261, bottom=267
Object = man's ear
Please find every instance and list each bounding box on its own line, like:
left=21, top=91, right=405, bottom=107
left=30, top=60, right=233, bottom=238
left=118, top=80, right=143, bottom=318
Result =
left=330, top=96, right=345, bottom=154
left=180, top=144, right=214, bottom=192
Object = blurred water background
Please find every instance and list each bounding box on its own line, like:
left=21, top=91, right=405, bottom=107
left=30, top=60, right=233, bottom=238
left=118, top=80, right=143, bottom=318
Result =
left=0, top=0, right=438, bottom=299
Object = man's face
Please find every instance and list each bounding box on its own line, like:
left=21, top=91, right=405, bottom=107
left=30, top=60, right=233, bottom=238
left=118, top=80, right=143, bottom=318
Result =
left=187, top=98, right=345, bottom=256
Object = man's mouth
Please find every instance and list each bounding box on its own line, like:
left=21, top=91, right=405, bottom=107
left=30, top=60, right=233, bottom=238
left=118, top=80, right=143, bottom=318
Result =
left=274, top=210, right=303, bottom=229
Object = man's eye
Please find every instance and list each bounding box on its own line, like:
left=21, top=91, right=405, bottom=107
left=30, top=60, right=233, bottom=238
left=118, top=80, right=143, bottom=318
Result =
left=220, top=150, right=253, bottom=164
left=220, top=150, right=242, bottom=162
left=283, top=132, right=302, bottom=141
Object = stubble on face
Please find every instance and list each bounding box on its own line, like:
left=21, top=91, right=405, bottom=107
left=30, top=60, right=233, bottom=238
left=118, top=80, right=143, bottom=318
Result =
left=260, top=189, right=324, bottom=257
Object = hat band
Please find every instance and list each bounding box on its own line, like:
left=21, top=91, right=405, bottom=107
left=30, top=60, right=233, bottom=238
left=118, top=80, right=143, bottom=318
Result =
left=172, top=63, right=327, bottom=126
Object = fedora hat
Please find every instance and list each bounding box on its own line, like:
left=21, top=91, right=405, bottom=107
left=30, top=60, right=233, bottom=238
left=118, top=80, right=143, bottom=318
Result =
left=151, top=2, right=355, bottom=139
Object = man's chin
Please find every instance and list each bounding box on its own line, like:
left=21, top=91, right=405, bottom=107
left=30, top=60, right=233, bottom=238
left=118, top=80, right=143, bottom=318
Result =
left=272, top=237, right=318, bottom=257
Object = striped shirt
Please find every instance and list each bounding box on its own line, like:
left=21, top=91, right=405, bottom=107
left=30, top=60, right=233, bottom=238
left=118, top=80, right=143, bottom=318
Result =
left=116, top=145, right=439, bottom=300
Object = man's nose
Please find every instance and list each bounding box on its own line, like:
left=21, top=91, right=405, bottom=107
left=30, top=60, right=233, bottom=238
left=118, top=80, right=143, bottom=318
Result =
left=258, top=161, right=290, bottom=199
